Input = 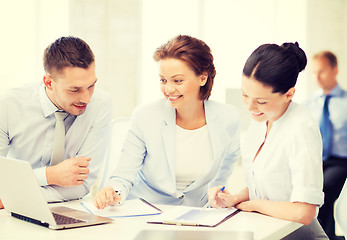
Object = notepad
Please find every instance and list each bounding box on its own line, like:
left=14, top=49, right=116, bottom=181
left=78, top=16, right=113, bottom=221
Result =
left=79, top=199, right=162, bottom=218
left=148, top=206, right=239, bottom=227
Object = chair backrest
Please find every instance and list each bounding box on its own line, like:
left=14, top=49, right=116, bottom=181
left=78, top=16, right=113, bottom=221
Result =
left=87, top=117, right=130, bottom=196
left=225, top=88, right=251, bottom=131
left=98, top=117, right=130, bottom=189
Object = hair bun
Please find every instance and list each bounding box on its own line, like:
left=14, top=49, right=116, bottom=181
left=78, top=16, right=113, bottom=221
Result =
left=281, top=42, right=307, bottom=72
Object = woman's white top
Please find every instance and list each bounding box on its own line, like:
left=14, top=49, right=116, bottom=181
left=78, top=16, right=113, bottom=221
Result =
left=175, top=124, right=213, bottom=190
left=241, top=102, right=324, bottom=206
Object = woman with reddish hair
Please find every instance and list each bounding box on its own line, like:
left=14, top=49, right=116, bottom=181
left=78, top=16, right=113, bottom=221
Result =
left=94, top=35, right=241, bottom=208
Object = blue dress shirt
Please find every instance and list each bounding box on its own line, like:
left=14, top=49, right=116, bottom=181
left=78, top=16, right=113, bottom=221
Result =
left=0, top=81, right=113, bottom=202
left=305, top=84, right=347, bottom=158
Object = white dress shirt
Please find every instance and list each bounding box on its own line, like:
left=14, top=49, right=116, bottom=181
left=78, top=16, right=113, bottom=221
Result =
left=0, top=81, right=113, bottom=202
left=242, top=102, right=324, bottom=206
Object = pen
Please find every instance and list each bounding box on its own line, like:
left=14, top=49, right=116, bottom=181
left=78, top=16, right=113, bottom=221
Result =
left=202, top=186, right=225, bottom=209
left=105, top=191, right=121, bottom=206
left=139, top=198, right=162, bottom=212
left=112, top=191, right=121, bottom=198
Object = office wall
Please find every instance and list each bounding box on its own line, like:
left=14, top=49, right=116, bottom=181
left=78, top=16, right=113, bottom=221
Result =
left=1, top=0, right=347, bottom=118
left=139, top=0, right=309, bottom=105
left=202, top=0, right=308, bottom=103
left=226, top=0, right=347, bottom=130
left=0, top=0, right=69, bottom=91
left=0, top=0, right=140, bottom=118
left=139, top=0, right=202, bottom=105
left=306, top=0, right=347, bottom=93
left=69, top=0, right=140, bottom=118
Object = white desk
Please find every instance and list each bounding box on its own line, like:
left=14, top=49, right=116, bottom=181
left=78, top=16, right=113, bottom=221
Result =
left=0, top=200, right=301, bottom=240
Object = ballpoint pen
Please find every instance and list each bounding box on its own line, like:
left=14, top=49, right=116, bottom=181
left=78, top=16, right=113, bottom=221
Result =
left=202, top=186, right=225, bottom=209
left=139, top=198, right=162, bottom=212
left=105, top=191, right=121, bottom=205
left=112, top=191, right=121, bottom=198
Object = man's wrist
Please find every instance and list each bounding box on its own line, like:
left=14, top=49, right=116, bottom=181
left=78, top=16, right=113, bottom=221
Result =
left=33, top=167, right=49, bottom=186
left=46, top=166, right=55, bottom=185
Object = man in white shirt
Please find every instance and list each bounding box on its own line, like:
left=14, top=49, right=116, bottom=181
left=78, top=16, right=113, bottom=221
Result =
left=0, top=36, right=113, bottom=208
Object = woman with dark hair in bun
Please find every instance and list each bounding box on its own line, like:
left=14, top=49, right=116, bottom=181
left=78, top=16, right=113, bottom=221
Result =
left=208, top=42, right=328, bottom=239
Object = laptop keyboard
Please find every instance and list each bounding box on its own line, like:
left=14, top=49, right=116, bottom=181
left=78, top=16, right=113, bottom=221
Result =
left=52, top=212, right=86, bottom=225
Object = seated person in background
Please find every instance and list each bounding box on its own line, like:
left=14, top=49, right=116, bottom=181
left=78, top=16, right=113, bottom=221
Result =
left=335, top=179, right=347, bottom=239
left=0, top=36, right=113, bottom=208
left=305, top=51, right=347, bottom=240
left=94, top=35, right=241, bottom=208
left=208, top=42, right=327, bottom=239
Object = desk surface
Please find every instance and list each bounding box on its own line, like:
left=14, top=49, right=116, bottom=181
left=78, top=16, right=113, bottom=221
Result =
left=0, top=200, right=302, bottom=240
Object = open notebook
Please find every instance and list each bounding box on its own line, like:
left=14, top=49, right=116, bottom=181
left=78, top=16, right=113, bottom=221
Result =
left=148, top=205, right=239, bottom=227
left=79, top=198, right=162, bottom=218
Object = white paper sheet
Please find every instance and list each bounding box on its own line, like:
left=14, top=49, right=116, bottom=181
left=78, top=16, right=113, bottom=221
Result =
left=79, top=198, right=162, bottom=218
left=148, top=206, right=238, bottom=227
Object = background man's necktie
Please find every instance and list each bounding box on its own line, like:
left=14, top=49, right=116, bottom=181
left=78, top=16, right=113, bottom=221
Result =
left=50, top=112, right=67, bottom=166
left=319, top=95, right=332, bottom=161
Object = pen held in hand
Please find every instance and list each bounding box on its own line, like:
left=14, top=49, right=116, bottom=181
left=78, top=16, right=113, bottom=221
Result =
left=202, top=186, right=225, bottom=209
left=112, top=191, right=121, bottom=198
left=106, top=191, right=121, bottom=205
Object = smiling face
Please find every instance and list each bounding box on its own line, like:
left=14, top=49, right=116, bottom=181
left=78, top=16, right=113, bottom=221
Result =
left=241, top=75, right=294, bottom=125
left=159, top=58, right=207, bottom=111
left=44, top=63, right=97, bottom=116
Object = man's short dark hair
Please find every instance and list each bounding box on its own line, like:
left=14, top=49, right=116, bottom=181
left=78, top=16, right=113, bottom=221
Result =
left=43, top=36, right=95, bottom=74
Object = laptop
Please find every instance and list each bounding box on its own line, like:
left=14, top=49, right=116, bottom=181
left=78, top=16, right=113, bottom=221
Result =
left=0, top=156, right=112, bottom=229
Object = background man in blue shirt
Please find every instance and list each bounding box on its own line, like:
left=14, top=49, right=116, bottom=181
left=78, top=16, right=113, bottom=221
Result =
left=305, top=51, right=347, bottom=240
left=0, top=36, right=113, bottom=209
